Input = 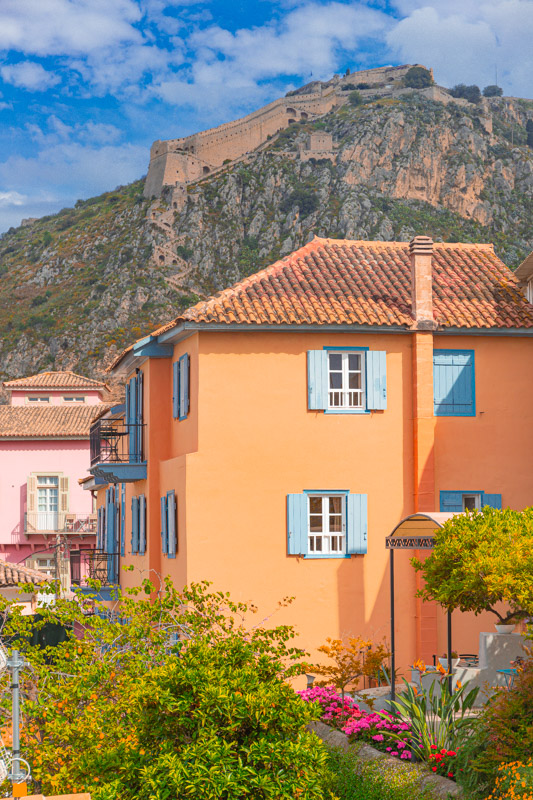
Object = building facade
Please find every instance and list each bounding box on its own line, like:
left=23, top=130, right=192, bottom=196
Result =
left=0, top=372, right=110, bottom=587
left=88, top=238, right=533, bottom=671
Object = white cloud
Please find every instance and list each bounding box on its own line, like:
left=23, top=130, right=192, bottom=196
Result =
left=0, top=0, right=142, bottom=57
left=0, top=190, right=26, bottom=207
left=1, top=61, right=61, bottom=91
left=387, top=0, right=533, bottom=97
left=153, top=1, right=390, bottom=112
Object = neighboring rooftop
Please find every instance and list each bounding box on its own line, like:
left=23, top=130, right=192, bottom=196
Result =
left=0, top=560, right=52, bottom=587
left=157, top=237, right=533, bottom=330
left=4, top=371, right=108, bottom=391
left=0, top=405, right=105, bottom=439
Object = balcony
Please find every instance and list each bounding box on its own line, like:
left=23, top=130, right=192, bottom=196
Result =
left=70, top=549, right=120, bottom=595
left=89, top=418, right=147, bottom=483
left=25, top=512, right=97, bottom=535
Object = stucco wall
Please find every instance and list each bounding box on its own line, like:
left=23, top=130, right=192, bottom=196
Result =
left=0, top=439, right=94, bottom=562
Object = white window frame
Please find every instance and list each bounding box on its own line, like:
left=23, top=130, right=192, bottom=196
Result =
left=63, top=396, right=85, bottom=403
left=308, top=494, right=346, bottom=555
left=462, top=493, right=481, bottom=511
left=27, top=396, right=50, bottom=404
left=527, top=279, right=533, bottom=304
left=327, top=350, right=366, bottom=410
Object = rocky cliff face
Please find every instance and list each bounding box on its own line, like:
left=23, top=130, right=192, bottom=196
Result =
left=0, top=91, right=532, bottom=383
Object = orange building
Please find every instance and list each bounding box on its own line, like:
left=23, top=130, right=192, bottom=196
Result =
left=86, top=237, right=533, bottom=671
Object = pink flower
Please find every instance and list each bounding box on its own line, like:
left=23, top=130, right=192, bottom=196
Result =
left=372, top=734, right=384, bottom=742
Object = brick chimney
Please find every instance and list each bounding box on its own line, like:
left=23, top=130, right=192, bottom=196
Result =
left=410, top=235, right=434, bottom=328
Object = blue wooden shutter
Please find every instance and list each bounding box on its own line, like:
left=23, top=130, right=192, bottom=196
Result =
left=346, top=493, right=368, bottom=554
left=139, top=494, right=147, bottom=554
left=287, top=494, right=307, bottom=555
left=167, top=491, right=177, bottom=558
left=160, top=495, right=168, bottom=554
left=131, top=496, right=139, bottom=554
left=483, top=493, right=502, bottom=509
left=434, top=351, right=475, bottom=416
left=439, top=491, right=465, bottom=512
left=307, top=350, right=328, bottom=410
left=120, top=484, right=126, bottom=557
left=172, top=361, right=179, bottom=419
left=97, top=507, right=104, bottom=550
left=128, top=376, right=137, bottom=459
left=366, top=351, right=387, bottom=410
left=136, top=371, right=144, bottom=460
left=105, top=487, right=116, bottom=555
left=178, top=354, right=189, bottom=420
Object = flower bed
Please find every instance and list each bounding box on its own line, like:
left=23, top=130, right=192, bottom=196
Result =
left=299, top=685, right=413, bottom=762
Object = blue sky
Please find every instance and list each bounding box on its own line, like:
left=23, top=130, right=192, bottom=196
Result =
left=0, top=0, right=531, bottom=232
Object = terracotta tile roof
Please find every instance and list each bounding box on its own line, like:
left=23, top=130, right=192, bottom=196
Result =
left=0, top=560, right=52, bottom=587
left=0, top=405, right=105, bottom=439
left=108, top=237, right=533, bottom=371
left=4, top=371, right=107, bottom=390
left=168, top=238, right=533, bottom=329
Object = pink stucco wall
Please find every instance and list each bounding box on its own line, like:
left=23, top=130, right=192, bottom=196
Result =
left=0, top=439, right=94, bottom=562
left=10, top=389, right=102, bottom=406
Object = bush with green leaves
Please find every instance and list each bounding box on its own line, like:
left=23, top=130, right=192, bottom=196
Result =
left=403, top=67, right=433, bottom=89
left=483, top=85, right=503, bottom=97
left=348, top=90, right=363, bottom=107
left=1, top=579, right=334, bottom=800
left=450, top=84, right=482, bottom=103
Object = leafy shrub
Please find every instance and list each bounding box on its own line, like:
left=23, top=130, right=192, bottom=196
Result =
left=280, top=187, right=319, bottom=216
left=5, top=579, right=334, bottom=800
left=356, top=82, right=370, bottom=90
left=483, top=85, right=503, bottom=97
left=403, top=67, right=433, bottom=89
left=42, top=231, right=53, bottom=246
left=176, top=244, right=193, bottom=260
left=450, top=84, right=482, bottom=103
left=527, top=120, right=533, bottom=148
left=348, top=90, right=363, bottom=107
left=305, top=636, right=390, bottom=696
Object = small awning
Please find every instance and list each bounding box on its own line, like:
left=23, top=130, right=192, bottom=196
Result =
left=385, top=512, right=464, bottom=550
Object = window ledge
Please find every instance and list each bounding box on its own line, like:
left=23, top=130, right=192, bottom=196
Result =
left=302, top=554, right=355, bottom=559
left=324, top=409, right=370, bottom=415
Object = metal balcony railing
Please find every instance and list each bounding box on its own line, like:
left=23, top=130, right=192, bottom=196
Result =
left=70, top=549, right=120, bottom=587
left=25, top=512, right=97, bottom=535
left=90, top=418, right=144, bottom=466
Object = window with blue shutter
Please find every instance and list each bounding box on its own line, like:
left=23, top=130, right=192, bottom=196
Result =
left=131, top=496, right=139, bottom=554
left=125, top=372, right=144, bottom=461
left=440, top=490, right=502, bottom=512
left=120, top=484, right=126, bottom=557
left=167, top=490, right=177, bottom=558
left=139, top=494, right=146, bottom=555
left=178, top=354, right=190, bottom=420
left=307, top=348, right=386, bottom=413
left=172, top=361, right=179, bottom=419
left=433, top=350, right=475, bottom=417
left=161, top=495, right=168, bottom=554
left=287, top=491, right=368, bottom=557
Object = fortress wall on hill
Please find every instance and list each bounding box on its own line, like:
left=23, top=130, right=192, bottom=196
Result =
left=144, top=65, right=426, bottom=198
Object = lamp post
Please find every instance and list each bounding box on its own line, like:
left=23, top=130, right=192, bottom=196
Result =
left=6, top=649, right=30, bottom=796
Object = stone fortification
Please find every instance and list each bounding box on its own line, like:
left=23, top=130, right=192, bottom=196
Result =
left=144, top=64, right=425, bottom=198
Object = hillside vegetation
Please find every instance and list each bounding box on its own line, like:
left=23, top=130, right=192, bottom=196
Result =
left=0, top=91, right=532, bottom=381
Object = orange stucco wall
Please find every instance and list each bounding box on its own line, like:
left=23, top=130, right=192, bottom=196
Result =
left=101, top=327, right=533, bottom=676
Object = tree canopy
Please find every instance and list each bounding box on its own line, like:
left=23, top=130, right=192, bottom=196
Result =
left=403, top=66, right=433, bottom=89
left=450, top=84, right=482, bottom=104
left=412, top=507, right=533, bottom=622
left=483, top=85, right=503, bottom=97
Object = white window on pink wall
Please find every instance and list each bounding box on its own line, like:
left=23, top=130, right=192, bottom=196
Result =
left=27, top=474, right=69, bottom=532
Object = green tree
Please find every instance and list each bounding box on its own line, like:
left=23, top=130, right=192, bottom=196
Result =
left=483, top=85, right=503, bottom=97
left=412, top=507, right=533, bottom=622
left=403, top=66, right=433, bottom=89
left=348, top=90, right=363, bottom=107
left=1, top=579, right=333, bottom=799
left=450, top=84, right=482, bottom=103
left=527, top=120, right=533, bottom=149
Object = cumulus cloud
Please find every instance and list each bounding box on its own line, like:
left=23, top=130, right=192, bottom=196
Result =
left=1, top=61, right=61, bottom=91
left=153, top=1, right=390, bottom=112
left=387, top=0, right=533, bottom=97
left=0, top=190, right=27, bottom=207
left=0, top=0, right=142, bottom=56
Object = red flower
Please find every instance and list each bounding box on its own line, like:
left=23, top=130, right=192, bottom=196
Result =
left=432, top=766, right=437, bottom=772
left=448, top=772, right=454, bottom=778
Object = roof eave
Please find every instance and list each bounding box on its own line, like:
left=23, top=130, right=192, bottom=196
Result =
left=514, top=251, right=533, bottom=282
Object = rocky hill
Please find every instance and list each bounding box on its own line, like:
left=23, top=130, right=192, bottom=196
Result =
left=0, top=89, right=532, bottom=384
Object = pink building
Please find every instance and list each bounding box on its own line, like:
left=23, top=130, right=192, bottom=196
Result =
left=0, top=372, right=110, bottom=585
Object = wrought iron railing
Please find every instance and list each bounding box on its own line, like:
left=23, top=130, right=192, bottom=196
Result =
left=90, top=418, right=144, bottom=466
left=70, top=549, right=120, bottom=587
left=25, top=512, right=97, bottom=535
